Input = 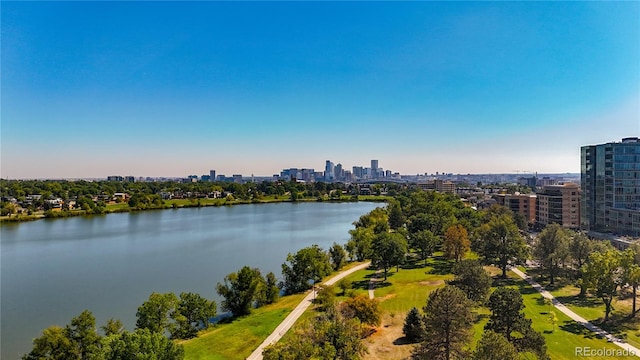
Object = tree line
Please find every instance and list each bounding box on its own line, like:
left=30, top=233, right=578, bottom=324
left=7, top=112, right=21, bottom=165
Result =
left=1, top=179, right=396, bottom=209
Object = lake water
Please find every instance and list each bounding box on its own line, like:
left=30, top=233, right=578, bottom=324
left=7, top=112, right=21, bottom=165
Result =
left=0, top=202, right=380, bottom=359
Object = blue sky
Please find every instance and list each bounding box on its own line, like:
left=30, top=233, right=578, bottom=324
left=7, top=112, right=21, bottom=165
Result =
left=2, top=1, right=639, bottom=179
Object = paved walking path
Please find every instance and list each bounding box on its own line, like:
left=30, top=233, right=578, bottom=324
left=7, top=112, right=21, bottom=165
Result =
left=368, top=269, right=382, bottom=299
left=246, top=262, right=371, bottom=360
left=510, top=266, right=640, bottom=357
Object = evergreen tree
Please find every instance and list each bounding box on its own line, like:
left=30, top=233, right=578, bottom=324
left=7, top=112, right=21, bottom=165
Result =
left=472, top=331, right=519, bottom=360
left=412, top=286, right=474, bottom=360
left=402, top=307, right=425, bottom=343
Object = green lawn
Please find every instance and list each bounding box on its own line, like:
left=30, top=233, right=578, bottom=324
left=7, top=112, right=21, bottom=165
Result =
left=372, top=257, right=453, bottom=313
left=182, top=262, right=369, bottom=359
left=510, top=272, right=636, bottom=360
left=182, top=293, right=306, bottom=360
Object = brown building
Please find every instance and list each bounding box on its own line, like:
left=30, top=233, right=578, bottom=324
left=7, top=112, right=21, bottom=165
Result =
left=417, top=179, right=456, bottom=194
left=494, top=193, right=537, bottom=224
left=536, top=183, right=581, bottom=229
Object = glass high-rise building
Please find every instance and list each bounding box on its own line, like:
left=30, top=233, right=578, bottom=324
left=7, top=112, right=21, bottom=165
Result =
left=581, top=137, right=640, bottom=236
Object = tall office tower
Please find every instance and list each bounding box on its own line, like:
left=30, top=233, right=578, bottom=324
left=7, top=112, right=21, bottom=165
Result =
left=209, top=170, right=216, bottom=182
left=581, top=137, right=640, bottom=236
left=335, top=163, right=343, bottom=181
left=352, top=166, right=364, bottom=178
left=371, top=160, right=379, bottom=178
left=325, top=160, right=335, bottom=182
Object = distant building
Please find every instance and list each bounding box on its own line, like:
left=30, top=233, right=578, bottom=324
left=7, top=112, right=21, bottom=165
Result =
left=536, top=183, right=580, bottom=229
left=371, top=160, right=379, bottom=178
left=518, top=176, right=537, bottom=189
left=325, top=161, right=335, bottom=182
left=581, top=137, right=640, bottom=236
left=107, top=176, right=124, bottom=182
left=335, top=163, right=343, bottom=181
left=417, top=180, right=456, bottom=194
left=209, top=170, right=216, bottom=182
left=232, top=174, right=243, bottom=183
left=352, top=166, right=364, bottom=179
left=494, top=193, right=537, bottom=224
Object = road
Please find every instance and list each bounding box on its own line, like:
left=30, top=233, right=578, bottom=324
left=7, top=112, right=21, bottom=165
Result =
left=246, top=261, right=372, bottom=360
left=510, top=266, right=640, bottom=357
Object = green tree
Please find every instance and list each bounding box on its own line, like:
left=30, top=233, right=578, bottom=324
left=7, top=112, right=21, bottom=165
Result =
left=22, top=326, right=75, bottom=360
left=216, top=266, right=263, bottom=316
left=340, top=294, right=381, bottom=326
left=622, top=245, right=640, bottom=317
left=472, top=331, right=519, bottom=360
left=281, top=245, right=333, bottom=295
left=485, top=287, right=549, bottom=359
left=402, top=307, right=425, bottom=343
left=264, top=306, right=366, bottom=360
left=101, top=319, right=124, bottom=336
left=371, top=232, right=408, bottom=281
left=346, top=227, right=374, bottom=261
left=337, top=278, right=353, bottom=296
left=412, top=286, right=474, bottom=360
left=449, top=259, right=492, bottom=304
left=477, top=214, right=528, bottom=278
left=135, top=292, right=178, bottom=333
left=443, top=224, right=470, bottom=262
left=410, top=230, right=439, bottom=266
left=570, top=232, right=606, bottom=296
left=66, top=310, right=101, bottom=360
left=533, top=224, right=570, bottom=285
left=171, top=292, right=217, bottom=339
left=485, top=287, right=528, bottom=342
left=101, top=328, right=184, bottom=360
left=264, top=271, right=280, bottom=304
left=582, top=249, right=623, bottom=322
left=315, top=285, right=338, bottom=312
left=387, top=201, right=405, bottom=230
left=329, top=242, right=348, bottom=271
left=312, top=307, right=366, bottom=360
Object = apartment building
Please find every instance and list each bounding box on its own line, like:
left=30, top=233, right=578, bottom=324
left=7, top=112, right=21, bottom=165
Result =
left=536, top=183, right=580, bottom=229
left=581, top=137, right=640, bottom=236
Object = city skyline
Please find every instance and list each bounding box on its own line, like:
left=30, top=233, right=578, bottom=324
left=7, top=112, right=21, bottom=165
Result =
left=2, top=2, right=639, bottom=179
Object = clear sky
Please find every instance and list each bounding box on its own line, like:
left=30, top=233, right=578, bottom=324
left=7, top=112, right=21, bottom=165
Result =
left=2, top=1, right=639, bottom=179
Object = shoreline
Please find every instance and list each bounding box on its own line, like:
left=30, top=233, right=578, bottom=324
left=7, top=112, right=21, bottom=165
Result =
left=0, top=195, right=390, bottom=225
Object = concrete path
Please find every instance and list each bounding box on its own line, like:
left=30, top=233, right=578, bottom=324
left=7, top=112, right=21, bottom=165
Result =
left=246, top=262, right=371, bottom=360
left=368, top=269, right=382, bottom=299
left=510, top=266, right=640, bottom=357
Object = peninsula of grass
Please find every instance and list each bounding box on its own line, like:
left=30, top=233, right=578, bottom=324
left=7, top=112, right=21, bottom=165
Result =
left=181, top=293, right=306, bottom=360
left=181, top=261, right=368, bottom=360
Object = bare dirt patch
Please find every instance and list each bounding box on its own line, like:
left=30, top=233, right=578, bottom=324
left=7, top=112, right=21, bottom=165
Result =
left=363, top=313, right=414, bottom=360
left=418, top=280, right=444, bottom=286
left=377, top=294, right=397, bottom=302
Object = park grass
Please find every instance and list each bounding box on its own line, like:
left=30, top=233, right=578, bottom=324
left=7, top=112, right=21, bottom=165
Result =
left=515, top=272, right=637, bottom=360
left=546, top=284, right=640, bottom=349
left=181, top=293, right=306, bottom=360
left=181, top=261, right=368, bottom=360
left=519, top=266, right=640, bottom=350
left=373, top=257, right=453, bottom=314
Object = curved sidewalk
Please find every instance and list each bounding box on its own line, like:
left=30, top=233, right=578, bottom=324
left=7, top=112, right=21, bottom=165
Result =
left=247, top=261, right=371, bottom=360
left=510, top=266, right=640, bottom=357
